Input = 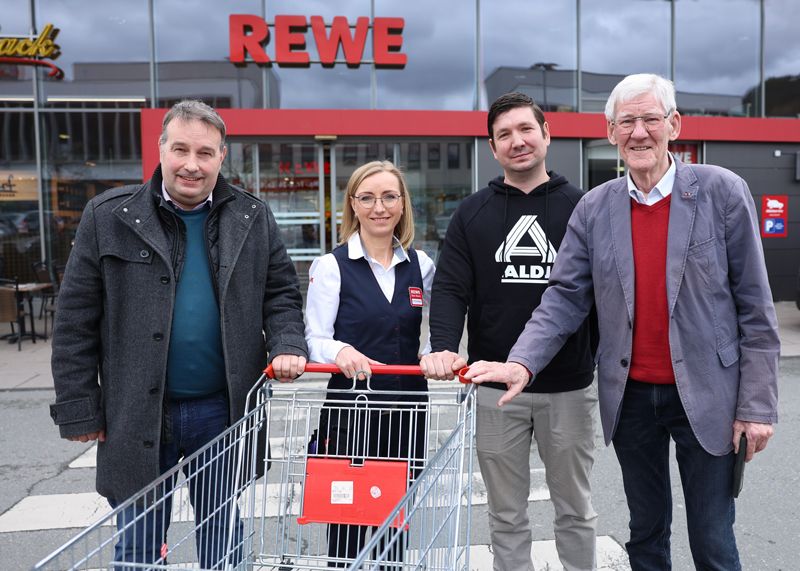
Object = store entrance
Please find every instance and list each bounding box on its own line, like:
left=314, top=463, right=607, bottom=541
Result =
left=222, top=138, right=473, bottom=292
left=221, top=139, right=397, bottom=291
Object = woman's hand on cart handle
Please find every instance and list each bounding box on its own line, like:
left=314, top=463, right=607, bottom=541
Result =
left=269, top=354, right=307, bottom=383
left=462, top=361, right=532, bottom=405
left=420, top=351, right=467, bottom=381
left=335, top=346, right=383, bottom=380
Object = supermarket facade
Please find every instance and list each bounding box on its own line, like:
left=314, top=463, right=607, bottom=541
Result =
left=1, top=0, right=799, bottom=298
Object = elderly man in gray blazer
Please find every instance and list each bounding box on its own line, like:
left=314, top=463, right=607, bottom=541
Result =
left=465, top=73, right=779, bottom=571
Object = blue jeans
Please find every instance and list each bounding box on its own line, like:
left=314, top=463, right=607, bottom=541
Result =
left=612, top=381, right=739, bottom=571
left=110, top=392, right=243, bottom=570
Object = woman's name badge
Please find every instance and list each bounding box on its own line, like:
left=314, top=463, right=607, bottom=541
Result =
left=408, top=287, right=423, bottom=307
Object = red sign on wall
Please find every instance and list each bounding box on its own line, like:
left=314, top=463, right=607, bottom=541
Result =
left=229, top=14, right=406, bottom=68
left=761, top=195, right=788, bottom=238
left=669, top=143, right=698, bottom=164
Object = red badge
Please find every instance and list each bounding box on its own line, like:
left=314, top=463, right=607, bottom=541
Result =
left=408, top=287, right=423, bottom=307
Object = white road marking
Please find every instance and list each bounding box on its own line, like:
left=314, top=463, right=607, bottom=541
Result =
left=469, top=536, right=631, bottom=570
left=0, top=468, right=549, bottom=533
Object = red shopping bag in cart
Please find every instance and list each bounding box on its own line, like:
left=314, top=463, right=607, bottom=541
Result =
left=298, top=457, right=408, bottom=528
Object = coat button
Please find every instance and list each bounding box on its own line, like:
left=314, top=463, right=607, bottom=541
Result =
left=143, top=441, right=154, bottom=448
left=153, top=333, right=163, bottom=341
left=140, top=250, right=150, bottom=258
left=149, top=387, right=159, bottom=395
left=160, top=276, right=170, bottom=284
left=620, top=358, right=629, bottom=367
left=50, top=409, right=57, bottom=420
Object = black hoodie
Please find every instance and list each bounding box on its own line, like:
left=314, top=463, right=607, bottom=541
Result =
left=429, top=172, right=595, bottom=393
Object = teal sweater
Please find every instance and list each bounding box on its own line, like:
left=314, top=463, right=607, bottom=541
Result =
left=166, top=207, right=226, bottom=398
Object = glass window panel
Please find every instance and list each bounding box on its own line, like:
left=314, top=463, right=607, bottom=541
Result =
left=259, top=141, right=322, bottom=258
left=222, top=142, right=256, bottom=193
left=34, top=0, right=150, bottom=107
left=447, top=142, right=460, bottom=169
left=1, top=110, right=141, bottom=279
left=482, top=0, right=577, bottom=111
left=0, top=7, right=34, bottom=107
left=427, top=143, right=440, bottom=169
left=399, top=138, right=473, bottom=260
left=375, top=0, right=475, bottom=110
left=256, top=1, right=372, bottom=108
left=580, top=0, right=670, bottom=113
left=154, top=0, right=275, bottom=108
left=764, top=0, right=800, bottom=117
left=675, top=0, right=759, bottom=117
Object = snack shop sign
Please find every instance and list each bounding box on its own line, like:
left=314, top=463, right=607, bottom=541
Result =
left=0, top=23, right=64, bottom=79
left=229, top=14, right=406, bottom=68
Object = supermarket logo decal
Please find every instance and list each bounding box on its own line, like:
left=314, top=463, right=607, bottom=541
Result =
left=229, top=14, right=406, bottom=68
left=0, top=24, right=64, bottom=79
left=496, top=215, right=556, bottom=284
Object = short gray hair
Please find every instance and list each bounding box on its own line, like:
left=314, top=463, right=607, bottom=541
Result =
left=604, top=73, right=677, bottom=121
left=158, top=100, right=226, bottom=150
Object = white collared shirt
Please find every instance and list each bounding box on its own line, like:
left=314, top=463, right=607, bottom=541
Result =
left=304, top=232, right=436, bottom=364
left=161, top=183, right=213, bottom=211
left=627, top=155, right=676, bottom=206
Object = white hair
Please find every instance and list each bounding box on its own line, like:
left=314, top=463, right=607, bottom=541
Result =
left=604, top=73, right=677, bottom=121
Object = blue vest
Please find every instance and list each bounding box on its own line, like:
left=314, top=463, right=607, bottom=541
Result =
left=329, top=245, right=427, bottom=398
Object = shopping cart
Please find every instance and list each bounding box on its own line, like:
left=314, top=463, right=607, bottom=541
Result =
left=33, top=363, right=475, bottom=571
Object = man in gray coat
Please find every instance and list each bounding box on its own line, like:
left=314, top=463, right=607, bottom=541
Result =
left=465, top=74, right=779, bottom=570
left=49, top=100, right=307, bottom=569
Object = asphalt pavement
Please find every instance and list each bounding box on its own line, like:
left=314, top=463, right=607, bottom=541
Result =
left=0, top=302, right=798, bottom=570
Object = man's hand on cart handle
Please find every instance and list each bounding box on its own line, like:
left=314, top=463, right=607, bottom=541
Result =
left=463, top=361, right=532, bottom=406
left=67, top=430, right=106, bottom=443
left=420, top=351, right=467, bottom=381
left=270, top=354, right=307, bottom=383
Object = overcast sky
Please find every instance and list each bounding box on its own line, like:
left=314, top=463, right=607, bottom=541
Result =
left=4, top=0, right=798, bottom=109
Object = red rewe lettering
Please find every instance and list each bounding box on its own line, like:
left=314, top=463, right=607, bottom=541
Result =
left=229, top=14, right=270, bottom=64
left=228, top=14, right=406, bottom=68
left=311, top=15, right=369, bottom=68
left=274, top=15, right=310, bottom=67
left=373, top=17, right=406, bottom=68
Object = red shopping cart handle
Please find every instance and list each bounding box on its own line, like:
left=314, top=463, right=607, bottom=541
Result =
left=263, top=362, right=472, bottom=383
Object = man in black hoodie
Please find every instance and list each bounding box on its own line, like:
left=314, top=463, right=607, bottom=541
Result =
left=421, top=93, right=598, bottom=571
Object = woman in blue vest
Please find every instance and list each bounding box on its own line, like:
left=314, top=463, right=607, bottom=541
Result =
left=305, top=160, right=435, bottom=566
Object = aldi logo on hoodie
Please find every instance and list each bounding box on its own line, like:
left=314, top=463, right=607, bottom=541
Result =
left=496, top=214, right=556, bottom=283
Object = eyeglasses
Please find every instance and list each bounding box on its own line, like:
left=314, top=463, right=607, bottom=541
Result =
left=352, top=194, right=402, bottom=208
left=611, top=112, right=671, bottom=134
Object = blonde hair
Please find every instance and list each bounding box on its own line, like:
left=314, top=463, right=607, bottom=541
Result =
left=338, top=160, right=415, bottom=250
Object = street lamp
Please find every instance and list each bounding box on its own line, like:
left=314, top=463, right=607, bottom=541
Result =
left=531, top=62, right=558, bottom=111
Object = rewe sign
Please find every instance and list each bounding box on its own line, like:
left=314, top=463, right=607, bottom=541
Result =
left=229, top=14, right=406, bottom=68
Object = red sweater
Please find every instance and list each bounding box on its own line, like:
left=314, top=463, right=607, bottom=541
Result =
left=629, top=195, right=675, bottom=384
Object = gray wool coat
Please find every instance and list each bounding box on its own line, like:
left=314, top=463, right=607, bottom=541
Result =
left=49, top=167, right=307, bottom=501
left=509, top=159, right=780, bottom=456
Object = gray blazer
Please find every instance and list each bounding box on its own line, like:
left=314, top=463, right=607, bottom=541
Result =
left=509, top=158, right=779, bottom=455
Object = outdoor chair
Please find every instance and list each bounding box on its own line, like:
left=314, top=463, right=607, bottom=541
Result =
left=0, top=277, right=26, bottom=351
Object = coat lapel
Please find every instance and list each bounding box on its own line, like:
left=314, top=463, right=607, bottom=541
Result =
left=608, top=179, right=635, bottom=323
left=665, top=160, right=698, bottom=316
left=214, top=194, right=255, bottom=299
left=114, top=186, right=172, bottom=268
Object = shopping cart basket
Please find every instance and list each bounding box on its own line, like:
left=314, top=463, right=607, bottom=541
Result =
left=33, top=363, right=475, bottom=571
